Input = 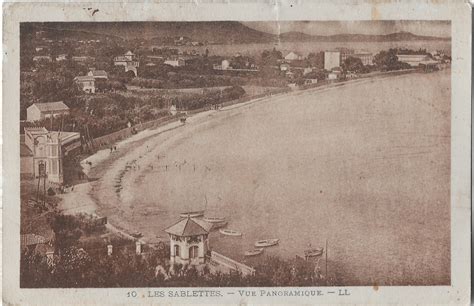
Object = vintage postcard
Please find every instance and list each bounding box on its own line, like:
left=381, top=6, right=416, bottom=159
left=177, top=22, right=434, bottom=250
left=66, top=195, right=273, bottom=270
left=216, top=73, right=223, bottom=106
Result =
left=2, top=0, right=471, bottom=305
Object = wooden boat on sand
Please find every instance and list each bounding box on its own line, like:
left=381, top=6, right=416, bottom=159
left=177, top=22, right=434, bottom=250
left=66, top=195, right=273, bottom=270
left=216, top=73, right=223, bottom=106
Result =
left=219, top=229, right=242, bottom=237
left=210, top=221, right=228, bottom=230
left=304, top=247, right=324, bottom=258
left=254, top=239, right=279, bottom=248
left=203, top=216, right=226, bottom=223
left=244, top=248, right=264, bottom=257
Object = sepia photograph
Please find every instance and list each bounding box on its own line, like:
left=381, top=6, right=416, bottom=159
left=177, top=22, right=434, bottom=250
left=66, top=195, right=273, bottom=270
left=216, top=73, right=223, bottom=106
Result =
left=17, top=19, right=454, bottom=288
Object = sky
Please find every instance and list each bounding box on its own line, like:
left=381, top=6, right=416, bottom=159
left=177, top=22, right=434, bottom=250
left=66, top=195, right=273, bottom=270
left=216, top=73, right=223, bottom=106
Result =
left=244, top=21, right=450, bottom=37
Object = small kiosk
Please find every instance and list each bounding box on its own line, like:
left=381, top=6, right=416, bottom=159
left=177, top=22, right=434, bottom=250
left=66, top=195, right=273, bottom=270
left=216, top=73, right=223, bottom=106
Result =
left=164, top=216, right=212, bottom=265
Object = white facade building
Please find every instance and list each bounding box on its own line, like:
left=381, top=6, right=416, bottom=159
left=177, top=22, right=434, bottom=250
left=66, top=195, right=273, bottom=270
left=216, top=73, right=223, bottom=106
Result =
left=324, top=51, right=341, bottom=70
left=164, top=217, right=212, bottom=266
left=114, top=51, right=139, bottom=76
left=23, top=127, right=80, bottom=184
left=27, top=102, right=70, bottom=122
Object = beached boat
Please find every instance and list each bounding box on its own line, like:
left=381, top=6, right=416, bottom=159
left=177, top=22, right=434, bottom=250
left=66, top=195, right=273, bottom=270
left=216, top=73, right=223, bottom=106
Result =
left=131, top=231, right=143, bottom=238
left=254, top=239, right=279, bottom=248
left=219, top=229, right=242, bottom=237
left=210, top=221, right=228, bottom=230
left=180, top=210, right=205, bottom=218
left=244, top=248, right=264, bottom=257
left=304, top=247, right=324, bottom=258
left=203, top=216, right=226, bottom=223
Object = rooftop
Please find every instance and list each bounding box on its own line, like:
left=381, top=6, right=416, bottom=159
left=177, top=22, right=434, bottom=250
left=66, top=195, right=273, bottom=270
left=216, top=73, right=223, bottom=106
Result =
left=74, top=76, right=95, bottom=82
left=88, top=70, right=108, bottom=77
left=115, top=56, right=136, bottom=62
left=24, top=127, right=48, bottom=134
left=24, top=127, right=80, bottom=143
left=29, top=101, right=69, bottom=112
left=164, top=217, right=212, bottom=237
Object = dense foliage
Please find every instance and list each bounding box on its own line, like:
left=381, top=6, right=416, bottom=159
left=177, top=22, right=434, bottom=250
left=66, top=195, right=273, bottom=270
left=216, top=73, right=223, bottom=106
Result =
left=373, top=49, right=412, bottom=71
left=21, top=211, right=335, bottom=288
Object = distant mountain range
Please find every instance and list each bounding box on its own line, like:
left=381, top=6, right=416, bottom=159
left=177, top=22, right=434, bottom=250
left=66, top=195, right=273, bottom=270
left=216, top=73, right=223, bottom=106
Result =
left=23, top=21, right=450, bottom=44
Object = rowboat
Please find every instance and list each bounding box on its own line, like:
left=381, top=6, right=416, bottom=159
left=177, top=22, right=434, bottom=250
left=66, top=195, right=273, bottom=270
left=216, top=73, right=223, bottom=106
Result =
left=180, top=210, right=205, bottom=218
left=219, top=229, right=242, bottom=237
left=254, top=239, right=279, bottom=248
left=131, top=231, right=143, bottom=238
left=203, top=216, right=226, bottom=223
left=210, top=221, right=228, bottom=230
left=304, top=247, right=324, bottom=258
left=244, top=248, right=264, bottom=257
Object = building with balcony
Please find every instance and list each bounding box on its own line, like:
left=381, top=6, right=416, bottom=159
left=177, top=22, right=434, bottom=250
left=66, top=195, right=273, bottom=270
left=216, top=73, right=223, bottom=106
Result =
left=114, top=51, right=139, bottom=76
left=164, top=216, right=212, bottom=265
left=74, top=75, right=96, bottom=93
left=23, top=127, right=81, bottom=184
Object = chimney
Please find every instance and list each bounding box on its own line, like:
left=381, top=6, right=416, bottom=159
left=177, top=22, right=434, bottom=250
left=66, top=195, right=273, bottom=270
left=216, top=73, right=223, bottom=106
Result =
left=135, top=241, right=142, bottom=255
left=107, top=244, right=113, bottom=256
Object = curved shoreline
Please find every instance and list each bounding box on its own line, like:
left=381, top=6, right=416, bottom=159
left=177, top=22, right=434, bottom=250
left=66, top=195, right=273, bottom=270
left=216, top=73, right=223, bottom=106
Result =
left=58, top=70, right=427, bottom=242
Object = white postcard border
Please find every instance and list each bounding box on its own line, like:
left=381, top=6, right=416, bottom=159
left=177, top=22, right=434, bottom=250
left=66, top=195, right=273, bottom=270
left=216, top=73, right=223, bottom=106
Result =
left=2, top=1, right=471, bottom=305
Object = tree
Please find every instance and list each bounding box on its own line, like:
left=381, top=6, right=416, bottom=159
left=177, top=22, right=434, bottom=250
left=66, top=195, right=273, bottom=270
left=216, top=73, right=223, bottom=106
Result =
left=261, top=48, right=283, bottom=66
left=373, top=49, right=411, bottom=71
left=20, top=250, right=53, bottom=287
left=307, top=52, right=324, bottom=69
left=222, top=85, right=246, bottom=100
left=48, top=215, right=82, bottom=251
left=341, top=56, right=364, bottom=73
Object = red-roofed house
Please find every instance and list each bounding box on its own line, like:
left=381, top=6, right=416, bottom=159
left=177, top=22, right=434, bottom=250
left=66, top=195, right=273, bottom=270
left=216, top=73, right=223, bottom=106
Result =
left=164, top=217, right=212, bottom=265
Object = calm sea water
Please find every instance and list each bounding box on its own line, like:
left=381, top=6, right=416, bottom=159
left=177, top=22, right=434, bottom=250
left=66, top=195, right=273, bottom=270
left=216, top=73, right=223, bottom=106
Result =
left=111, top=70, right=450, bottom=285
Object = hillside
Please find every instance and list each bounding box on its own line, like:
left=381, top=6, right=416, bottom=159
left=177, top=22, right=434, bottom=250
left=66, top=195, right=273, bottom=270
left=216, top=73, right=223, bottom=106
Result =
left=22, top=22, right=450, bottom=44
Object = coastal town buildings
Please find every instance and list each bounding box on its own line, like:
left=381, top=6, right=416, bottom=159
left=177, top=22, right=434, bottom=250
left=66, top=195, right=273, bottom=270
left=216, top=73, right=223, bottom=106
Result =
left=285, top=51, right=303, bottom=61
left=221, top=59, right=230, bottom=70
left=396, top=54, right=438, bottom=67
left=280, top=63, right=290, bottom=71
left=328, top=70, right=341, bottom=80
left=55, top=54, right=67, bottom=61
left=114, top=51, right=139, bottom=76
left=22, top=127, right=81, bottom=184
left=341, top=51, right=374, bottom=65
left=164, top=58, right=186, bottom=67
left=324, top=51, right=341, bottom=70
left=87, top=69, right=108, bottom=80
left=325, top=50, right=374, bottom=70
left=72, top=56, right=94, bottom=64
left=26, top=101, right=70, bottom=122
left=163, top=216, right=256, bottom=276
left=304, top=78, right=318, bottom=85
left=74, top=75, right=96, bottom=93
left=32, top=55, right=52, bottom=63
left=164, top=216, right=212, bottom=265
